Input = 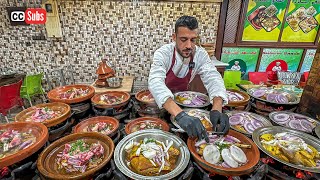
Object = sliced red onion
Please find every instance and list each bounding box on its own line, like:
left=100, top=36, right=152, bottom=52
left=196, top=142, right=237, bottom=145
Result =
left=225, top=135, right=241, bottom=143
left=300, top=120, right=315, bottom=132
left=243, top=120, right=255, bottom=133
left=251, top=119, right=263, bottom=129
left=293, top=114, right=308, bottom=121
left=276, top=94, right=288, bottom=103
left=288, top=120, right=304, bottom=131
left=273, top=113, right=290, bottom=124
left=221, top=162, right=231, bottom=168
left=229, top=115, right=244, bottom=125
left=266, top=93, right=277, bottom=102
left=252, top=89, right=266, bottom=98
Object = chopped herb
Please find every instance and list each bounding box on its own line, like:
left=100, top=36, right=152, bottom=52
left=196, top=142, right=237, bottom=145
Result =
left=145, top=138, right=156, bottom=144
left=69, top=140, right=89, bottom=155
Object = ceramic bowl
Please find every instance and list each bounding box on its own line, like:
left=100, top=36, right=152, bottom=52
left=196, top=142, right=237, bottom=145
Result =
left=125, top=117, right=170, bottom=134
left=91, top=91, right=130, bottom=109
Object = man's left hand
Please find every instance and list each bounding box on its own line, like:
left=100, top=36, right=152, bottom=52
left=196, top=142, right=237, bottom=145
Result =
left=209, top=110, right=230, bottom=135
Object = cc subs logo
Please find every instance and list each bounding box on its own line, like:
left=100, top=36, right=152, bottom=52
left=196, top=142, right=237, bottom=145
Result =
left=10, top=8, right=46, bottom=24
left=11, top=11, right=25, bottom=21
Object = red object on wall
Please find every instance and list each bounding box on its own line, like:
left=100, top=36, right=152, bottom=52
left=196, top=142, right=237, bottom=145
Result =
left=0, top=79, right=24, bottom=116
left=248, top=72, right=268, bottom=84
left=266, top=60, right=288, bottom=81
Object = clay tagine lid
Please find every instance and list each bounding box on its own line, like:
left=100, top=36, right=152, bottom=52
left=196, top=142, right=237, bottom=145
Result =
left=96, top=59, right=115, bottom=76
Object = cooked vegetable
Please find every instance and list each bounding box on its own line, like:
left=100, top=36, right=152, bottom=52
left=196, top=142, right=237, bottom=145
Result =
left=0, top=129, right=36, bottom=159
left=26, top=107, right=62, bottom=122
left=222, top=149, right=239, bottom=168
left=175, top=92, right=208, bottom=106
left=56, top=140, right=104, bottom=173
left=58, top=88, right=89, bottom=99
left=230, top=145, right=247, bottom=163
left=186, top=109, right=212, bottom=129
left=195, top=134, right=248, bottom=168
left=131, top=121, right=162, bottom=133
left=125, top=138, right=179, bottom=176
left=98, top=94, right=124, bottom=105
left=84, top=122, right=113, bottom=135
left=203, top=144, right=220, bottom=165
left=141, top=93, right=154, bottom=102
left=260, top=132, right=320, bottom=168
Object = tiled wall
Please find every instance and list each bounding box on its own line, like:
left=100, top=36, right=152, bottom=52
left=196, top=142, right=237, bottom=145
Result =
left=0, top=0, right=221, bottom=92
left=298, top=46, right=320, bottom=120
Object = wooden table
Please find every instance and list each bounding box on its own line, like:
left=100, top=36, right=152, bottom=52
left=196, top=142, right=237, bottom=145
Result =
left=90, top=76, right=134, bottom=93
left=0, top=74, right=25, bottom=86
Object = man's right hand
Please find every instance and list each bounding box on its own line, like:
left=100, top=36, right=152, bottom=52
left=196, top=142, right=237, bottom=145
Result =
left=175, top=111, right=209, bottom=142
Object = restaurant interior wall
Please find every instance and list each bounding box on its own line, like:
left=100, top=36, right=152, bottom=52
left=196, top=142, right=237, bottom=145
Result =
left=218, top=0, right=318, bottom=79
left=0, top=0, right=221, bottom=91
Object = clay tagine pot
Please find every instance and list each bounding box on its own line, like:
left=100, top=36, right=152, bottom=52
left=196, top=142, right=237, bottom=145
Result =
left=95, top=59, right=115, bottom=87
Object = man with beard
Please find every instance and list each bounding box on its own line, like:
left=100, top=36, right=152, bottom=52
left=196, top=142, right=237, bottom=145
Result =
left=148, top=16, right=229, bottom=142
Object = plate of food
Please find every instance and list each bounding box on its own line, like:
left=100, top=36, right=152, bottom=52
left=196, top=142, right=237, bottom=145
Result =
left=261, top=16, right=281, bottom=32
left=253, top=126, right=320, bottom=173
left=187, top=130, right=260, bottom=176
left=269, top=111, right=319, bottom=134
left=286, top=14, right=301, bottom=32
left=37, top=132, right=114, bottom=179
left=226, top=89, right=250, bottom=107
left=265, top=4, right=278, bottom=17
left=135, top=89, right=155, bottom=105
left=114, top=129, right=190, bottom=180
left=47, top=84, right=95, bottom=104
left=306, top=6, right=317, bottom=16
left=248, top=87, right=300, bottom=105
left=174, top=91, right=210, bottom=108
left=170, top=108, right=212, bottom=132
left=125, top=117, right=170, bottom=134
left=73, top=116, right=119, bottom=137
left=91, top=91, right=131, bottom=109
left=0, top=122, right=48, bottom=168
left=226, top=111, right=273, bottom=136
left=299, top=16, right=318, bottom=34
left=247, top=6, right=267, bottom=30
left=15, top=102, right=71, bottom=128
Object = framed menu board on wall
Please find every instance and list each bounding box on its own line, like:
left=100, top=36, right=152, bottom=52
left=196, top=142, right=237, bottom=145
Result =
left=300, top=49, right=316, bottom=72
left=221, top=47, right=260, bottom=79
left=258, top=48, right=303, bottom=72
left=242, top=0, right=289, bottom=42
left=281, top=0, right=320, bottom=42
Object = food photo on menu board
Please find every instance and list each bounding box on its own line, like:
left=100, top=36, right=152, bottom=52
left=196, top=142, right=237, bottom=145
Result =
left=242, top=0, right=288, bottom=41
left=281, top=1, right=320, bottom=42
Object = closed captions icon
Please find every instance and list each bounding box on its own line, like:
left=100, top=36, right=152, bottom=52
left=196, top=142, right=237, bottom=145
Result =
left=11, top=11, right=25, bottom=21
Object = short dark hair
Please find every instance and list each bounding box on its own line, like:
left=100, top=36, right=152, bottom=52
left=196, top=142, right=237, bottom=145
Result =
left=175, top=16, right=198, bottom=33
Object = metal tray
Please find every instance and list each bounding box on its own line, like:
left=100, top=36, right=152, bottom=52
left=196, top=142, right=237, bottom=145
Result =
left=252, top=126, right=320, bottom=173
left=247, top=87, right=300, bottom=105
left=269, top=111, right=320, bottom=134
left=315, top=125, right=320, bottom=139
left=226, top=110, right=273, bottom=136
left=170, top=108, right=211, bottom=133
left=114, top=129, right=190, bottom=180
left=174, top=91, right=210, bottom=108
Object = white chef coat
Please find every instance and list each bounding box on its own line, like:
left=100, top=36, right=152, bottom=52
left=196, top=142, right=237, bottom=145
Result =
left=272, top=66, right=282, bottom=72
left=231, top=65, right=241, bottom=71
left=148, top=42, right=228, bottom=108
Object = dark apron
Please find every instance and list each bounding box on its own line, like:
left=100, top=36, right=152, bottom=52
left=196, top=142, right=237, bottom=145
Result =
left=165, top=48, right=193, bottom=92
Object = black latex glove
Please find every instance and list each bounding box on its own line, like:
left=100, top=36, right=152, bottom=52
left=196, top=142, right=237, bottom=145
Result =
left=175, top=111, right=209, bottom=142
left=210, top=110, right=230, bottom=135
